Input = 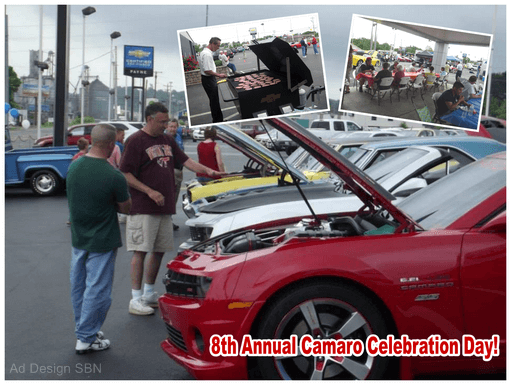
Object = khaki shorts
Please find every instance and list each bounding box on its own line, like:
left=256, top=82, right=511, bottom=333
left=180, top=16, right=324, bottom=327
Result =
left=126, top=214, right=174, bottom=253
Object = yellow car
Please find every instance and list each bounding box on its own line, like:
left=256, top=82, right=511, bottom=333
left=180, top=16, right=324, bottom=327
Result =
left=182, top=124, right=331, bottom=218
left=352, top=49, right=381, bottom=68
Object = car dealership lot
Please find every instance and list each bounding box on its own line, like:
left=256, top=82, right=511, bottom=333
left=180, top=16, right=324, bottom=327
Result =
left=4, top=138, right=504, bottom=380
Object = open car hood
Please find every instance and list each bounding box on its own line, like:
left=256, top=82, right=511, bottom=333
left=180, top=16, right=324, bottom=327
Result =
left=213, top=123, right=308, bottom=182
left=265, top=118, right=419, bottom=231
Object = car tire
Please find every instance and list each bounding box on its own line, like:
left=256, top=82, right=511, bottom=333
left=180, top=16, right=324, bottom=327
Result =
left=357, top=60, right=363, bottom=67
left=252, top=282, right=392, bottom=380
left=193, top=138, right=197, bottom=142
left=30, top=170, right=60, bottom=196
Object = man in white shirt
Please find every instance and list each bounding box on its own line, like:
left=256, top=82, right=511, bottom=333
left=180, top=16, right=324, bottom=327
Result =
left=219, top=50, right=236, bottom=74
left=199, top=37, right=227, bottom=122
left=456, top=61, right=463, bottom=82
left=461, top=76, right=482, bottom=101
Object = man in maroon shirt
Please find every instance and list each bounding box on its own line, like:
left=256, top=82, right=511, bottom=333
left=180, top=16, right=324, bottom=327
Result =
left=120, top=102, right=224, bottom=315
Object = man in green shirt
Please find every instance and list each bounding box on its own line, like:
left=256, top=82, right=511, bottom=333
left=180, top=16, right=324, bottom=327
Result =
left=67, top=124, right=132, bottom=354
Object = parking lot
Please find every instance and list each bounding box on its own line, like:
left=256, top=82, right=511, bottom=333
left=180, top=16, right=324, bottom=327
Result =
left=5, top=130, right=505, bottom=380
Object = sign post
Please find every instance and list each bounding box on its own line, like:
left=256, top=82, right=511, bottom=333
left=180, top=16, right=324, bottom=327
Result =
left=124, top=45, right=154, bottom=121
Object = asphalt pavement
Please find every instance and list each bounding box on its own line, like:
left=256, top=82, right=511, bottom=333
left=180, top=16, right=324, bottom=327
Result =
left=4, top=140, right=245, bottom=380
left=188, top=49, right=328, bottom=126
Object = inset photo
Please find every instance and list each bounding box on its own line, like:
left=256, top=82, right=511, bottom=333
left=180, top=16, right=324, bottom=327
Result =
left=340, top=15, right=492, bottom=132
left=178, top=13, right=328, bottom=127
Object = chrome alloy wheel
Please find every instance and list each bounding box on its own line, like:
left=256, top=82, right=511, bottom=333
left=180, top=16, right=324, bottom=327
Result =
left=273, top=299, right=374, bottom=380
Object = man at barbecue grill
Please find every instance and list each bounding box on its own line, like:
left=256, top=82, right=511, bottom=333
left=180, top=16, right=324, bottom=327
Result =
left=199, top=37, right=227, bottom=123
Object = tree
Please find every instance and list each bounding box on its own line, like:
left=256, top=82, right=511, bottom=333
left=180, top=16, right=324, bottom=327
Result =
left=9, top=66, right=22, bottom=109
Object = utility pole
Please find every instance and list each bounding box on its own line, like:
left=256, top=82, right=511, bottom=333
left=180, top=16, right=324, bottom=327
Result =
left=113, top=46, right=118, bottom=120
left=167, top=82, right=172, bottom=116
left=153, top=71, right=162, bottom=98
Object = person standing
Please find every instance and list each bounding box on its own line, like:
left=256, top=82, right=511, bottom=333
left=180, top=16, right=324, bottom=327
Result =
left=120, top=103, right=224, bottom=315
left=72, top=137, right=89, bottom=161
left=115, top=126, right=125, bottom=153
left=456, top=61, right=463, bottom=82
left=67, top=124, right=132, bottom=354
left=476, top=63, right=481, bottom=81
left=311, top=36, right=318, bottom=55
left=199, top=37, right=226, bottom=123
left=344, top=44, right=354, bottom=94
left=300, top=37, right=307, bottom=58
left=196, top=126, right=225, bottom=184
left=166, top=118, right=184, bottom=231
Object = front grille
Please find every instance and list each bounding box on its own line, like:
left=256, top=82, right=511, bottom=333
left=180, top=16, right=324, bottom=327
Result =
left=163, top=270, right=210, bottom=298
left=189, top=226, right=207, bottom=241
left=165, top=322, right=187, bottom=352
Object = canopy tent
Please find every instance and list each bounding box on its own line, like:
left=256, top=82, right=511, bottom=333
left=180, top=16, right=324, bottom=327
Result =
left=416, top=51, right=433, bottom=58
left=446, top=55, right=461, bottom=62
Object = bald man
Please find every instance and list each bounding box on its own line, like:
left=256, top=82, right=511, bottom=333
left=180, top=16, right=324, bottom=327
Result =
left=67, top=123, right=132, bottom=354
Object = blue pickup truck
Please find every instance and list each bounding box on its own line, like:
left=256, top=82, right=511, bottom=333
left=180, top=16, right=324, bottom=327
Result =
left=5, top=129, right=78, bottom=196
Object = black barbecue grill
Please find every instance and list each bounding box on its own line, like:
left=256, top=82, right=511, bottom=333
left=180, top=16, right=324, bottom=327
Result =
left=220, top=37, right=314, bottom=119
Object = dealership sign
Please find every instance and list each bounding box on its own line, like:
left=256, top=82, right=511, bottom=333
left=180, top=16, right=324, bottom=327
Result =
left=124, top=45, right=154, bottom=78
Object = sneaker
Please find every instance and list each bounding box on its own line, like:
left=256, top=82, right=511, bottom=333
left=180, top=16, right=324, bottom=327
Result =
left=173, top=223, right=179, bottom=231
left=141, top=291, right=160, bottom=308
left=76, top=337, right=110, bottom=355
left=129, top=298, right=155, bottom=315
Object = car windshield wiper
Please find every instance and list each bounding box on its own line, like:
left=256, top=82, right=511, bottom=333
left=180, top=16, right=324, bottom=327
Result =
left=260, top=119, right=321, bottom=228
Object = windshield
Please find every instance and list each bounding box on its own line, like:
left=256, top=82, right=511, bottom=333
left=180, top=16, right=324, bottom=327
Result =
left=309, top=144, right=364, bottom=172
left=364, top=147, right=428, bottom=182
left=397, top=155, right=505, bottom=230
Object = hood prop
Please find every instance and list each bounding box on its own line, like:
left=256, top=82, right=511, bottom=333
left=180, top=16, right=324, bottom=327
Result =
left=260, top=120, right=321, bottom=228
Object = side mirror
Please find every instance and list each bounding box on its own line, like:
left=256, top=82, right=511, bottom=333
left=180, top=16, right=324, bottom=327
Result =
left=479, top=212, right=506, bottom=234
left=392, top=177, right=427, bottom=197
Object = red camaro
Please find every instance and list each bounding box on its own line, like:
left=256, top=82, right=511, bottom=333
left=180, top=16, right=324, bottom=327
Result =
left=159, top=117, right=506, bottom=380
left=33, top=123, right=96, bottom=147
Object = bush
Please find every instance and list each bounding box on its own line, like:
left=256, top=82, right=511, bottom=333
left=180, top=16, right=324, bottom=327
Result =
left=70, top=116, right=95, bottom=125
left=399, top=122, right=408, bottom=129
left=183, top=55, right=199, bottom=72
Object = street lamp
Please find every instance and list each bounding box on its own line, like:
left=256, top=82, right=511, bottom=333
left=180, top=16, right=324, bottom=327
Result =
left=108, top=31, right=121, bottom=121
left=81, top=6, right=96, bottom=124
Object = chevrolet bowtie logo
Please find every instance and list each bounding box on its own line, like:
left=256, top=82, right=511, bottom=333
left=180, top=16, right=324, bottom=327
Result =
left=261, top=93, right=281, bottom=103
left=129, top=50, right=150, bottom=58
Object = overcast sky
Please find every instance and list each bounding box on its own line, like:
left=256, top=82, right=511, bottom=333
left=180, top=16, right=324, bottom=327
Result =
left=5, top=4, right=506, bottom=100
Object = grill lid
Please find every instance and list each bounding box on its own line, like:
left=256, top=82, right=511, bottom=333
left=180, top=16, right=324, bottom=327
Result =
left=249, top=37, right=313, bottom=90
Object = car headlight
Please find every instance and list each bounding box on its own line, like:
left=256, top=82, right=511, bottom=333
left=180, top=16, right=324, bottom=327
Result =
left=189, top=226, right=213, bottom=242
left=163, top=271, right=213, bottom=298
left=183, top=202, right=196, bottom=218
